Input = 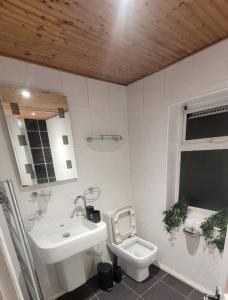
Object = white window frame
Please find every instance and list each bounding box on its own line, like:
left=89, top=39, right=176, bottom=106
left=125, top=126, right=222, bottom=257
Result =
left=175, top=96, right=228, bottom=212
left=181, top=99, right=228, bottom=151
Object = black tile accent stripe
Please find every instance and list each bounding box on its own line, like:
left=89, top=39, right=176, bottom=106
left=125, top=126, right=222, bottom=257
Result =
left=31, top=149, right=45, bottom=164
left=25, top=119, right=56, bottom=184
left=38, top=120, right=47, bottom=131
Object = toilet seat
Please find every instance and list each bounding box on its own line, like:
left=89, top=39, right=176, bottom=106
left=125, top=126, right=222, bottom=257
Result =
left=108, top=236, right=158, bottom=269
left=111, top=206, right=136, bottom=244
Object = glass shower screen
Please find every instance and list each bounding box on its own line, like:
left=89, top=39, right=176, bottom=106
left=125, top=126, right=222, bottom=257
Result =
left=0, top=180, right=43, bottom=300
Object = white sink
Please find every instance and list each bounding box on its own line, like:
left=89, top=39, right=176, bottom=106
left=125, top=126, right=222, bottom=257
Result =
left=28, top=217, right=107, bottom=264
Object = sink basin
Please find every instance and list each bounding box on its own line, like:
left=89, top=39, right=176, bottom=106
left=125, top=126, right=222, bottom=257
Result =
left=28, top=217, right=107, bottom=264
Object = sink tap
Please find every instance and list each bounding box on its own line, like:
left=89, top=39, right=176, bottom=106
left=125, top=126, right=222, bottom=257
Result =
left=70, top=195, right=87, bottom=218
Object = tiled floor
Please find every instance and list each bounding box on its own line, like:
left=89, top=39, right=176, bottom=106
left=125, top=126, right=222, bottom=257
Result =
left=57, top=265, right=204, bottom=300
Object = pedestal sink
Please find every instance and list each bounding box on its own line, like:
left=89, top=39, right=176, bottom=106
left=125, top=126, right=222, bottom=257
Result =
left=28, top=217, right=107, bottom=291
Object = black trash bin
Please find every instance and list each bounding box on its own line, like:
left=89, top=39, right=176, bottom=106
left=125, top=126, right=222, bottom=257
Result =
left=113, top=265, right=122, bottom=283
left=97, top=262, right=113, bottom=292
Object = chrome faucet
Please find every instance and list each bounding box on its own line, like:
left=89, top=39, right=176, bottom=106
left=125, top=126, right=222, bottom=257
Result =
left=70, top=195, right=87, bottom=218
left=204, top=287, right=221, bottom=300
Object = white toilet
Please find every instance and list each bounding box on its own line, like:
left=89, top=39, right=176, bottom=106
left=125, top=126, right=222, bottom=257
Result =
left=103, top=206, right=158, bottom=282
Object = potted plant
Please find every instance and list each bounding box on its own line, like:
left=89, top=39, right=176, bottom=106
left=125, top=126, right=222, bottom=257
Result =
left=162, top=198, right=188, bottom=233
left=200, top=208, right=228, bottom=252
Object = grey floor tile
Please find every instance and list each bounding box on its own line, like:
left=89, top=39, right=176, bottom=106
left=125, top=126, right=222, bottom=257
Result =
left=161, top=274, right=193, bottom=296
left=57, top=284, right=95, bottom=300
left=98, top=282, right=138, bottom=300
left=123, top=274, right=159, bottom=296
left=149, top=265, right=166, bottom=279
left=188, top=289, right=204, bottom=300
left=58, top=269, right=199, bottom=300
left=86, top=275, right=102, bottom=295
left=142, top=281, right=185, bottom=300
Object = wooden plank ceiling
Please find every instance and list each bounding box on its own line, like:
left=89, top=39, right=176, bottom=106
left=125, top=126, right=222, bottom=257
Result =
left=0, top=0, right=228, bottom=85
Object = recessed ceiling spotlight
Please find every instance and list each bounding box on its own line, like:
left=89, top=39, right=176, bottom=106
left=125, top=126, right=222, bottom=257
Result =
left=31, top=112, right=36, bottom=116
left=21, top=89, right=31, bottom=98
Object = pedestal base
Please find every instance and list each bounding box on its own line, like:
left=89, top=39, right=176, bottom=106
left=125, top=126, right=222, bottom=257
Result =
left=56, top=253, right=86, bottom=292
left=119, top=258, right=149, bottom=282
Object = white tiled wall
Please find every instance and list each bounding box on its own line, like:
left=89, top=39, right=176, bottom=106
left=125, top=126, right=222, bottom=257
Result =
left=1, top=37, right=228, bottom=299
left=0, top=56, right=131, bottom=299
left=127, top=38, right=228, bottom=293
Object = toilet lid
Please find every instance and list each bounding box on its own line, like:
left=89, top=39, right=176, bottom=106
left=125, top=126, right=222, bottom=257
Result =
left=111, top=206, right=136, bottom=244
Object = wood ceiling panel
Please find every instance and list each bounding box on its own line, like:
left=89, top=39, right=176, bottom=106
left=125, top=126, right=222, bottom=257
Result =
left=0, top=0, right=228, bottom=85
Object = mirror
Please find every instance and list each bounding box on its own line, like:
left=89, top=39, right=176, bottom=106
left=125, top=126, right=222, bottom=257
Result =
left=0, top=85, right=77, bottom=186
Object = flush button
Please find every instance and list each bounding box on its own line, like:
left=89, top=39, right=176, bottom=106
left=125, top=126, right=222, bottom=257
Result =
left=63, top=232, right=70, bottom=238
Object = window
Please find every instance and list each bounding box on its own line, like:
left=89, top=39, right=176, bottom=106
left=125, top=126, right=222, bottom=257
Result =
left=184, top=105, right=228, bottom=142
left=178, top=103, right=228, bottom=211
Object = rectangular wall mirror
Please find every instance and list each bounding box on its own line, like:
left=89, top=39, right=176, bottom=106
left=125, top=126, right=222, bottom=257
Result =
left=0, top=85, right=77, bottom=187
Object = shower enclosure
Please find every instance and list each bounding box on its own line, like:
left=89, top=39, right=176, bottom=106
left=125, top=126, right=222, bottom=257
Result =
left=0, top=180, right=43, bottom=300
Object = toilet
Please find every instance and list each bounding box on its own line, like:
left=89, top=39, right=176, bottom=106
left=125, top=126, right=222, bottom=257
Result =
left=103, top=206, right=158, bottom=282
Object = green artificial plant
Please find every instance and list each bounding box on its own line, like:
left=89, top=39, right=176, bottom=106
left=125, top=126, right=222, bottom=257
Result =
left=162, top=198, right=188, bottom=233
left=200, top=208, right=228, bottom=252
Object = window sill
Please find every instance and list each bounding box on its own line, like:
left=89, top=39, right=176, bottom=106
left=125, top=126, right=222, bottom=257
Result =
left=185, top=206, right=216, bottom=228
